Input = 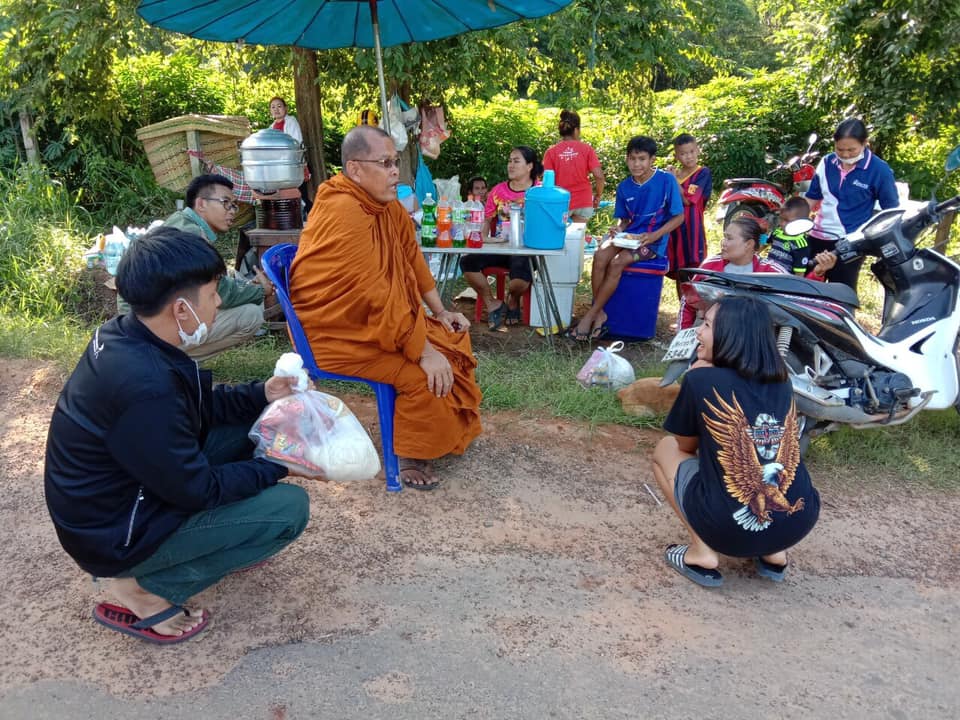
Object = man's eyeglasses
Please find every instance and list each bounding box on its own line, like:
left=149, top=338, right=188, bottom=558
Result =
left=353, top=157, right=401, bottom=170
left=202, top=196, right=240, bottom=212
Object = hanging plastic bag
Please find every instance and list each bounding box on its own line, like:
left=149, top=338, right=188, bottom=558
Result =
left=381, top=94, right=408, bottom=151
left=249, top=386, right=381, bottom=482
left=419, top=103, right=450, bottom=159
left=576, top=341, right=636, bottom=390
left=414, top=149, right=435, bottom=204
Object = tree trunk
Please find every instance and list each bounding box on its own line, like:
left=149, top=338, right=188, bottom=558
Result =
left=293, top=48, right=326, bottom=199
left=18, top=111, right=38, bottom=165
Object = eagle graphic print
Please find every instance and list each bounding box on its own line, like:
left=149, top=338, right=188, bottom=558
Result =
left=702, top=390, right=807, bottom=532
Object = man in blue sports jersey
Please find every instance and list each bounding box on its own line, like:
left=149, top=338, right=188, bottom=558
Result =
left=570, top=136, right=683, bottom=340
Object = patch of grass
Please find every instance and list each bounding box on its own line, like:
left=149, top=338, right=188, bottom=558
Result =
left=477, top=346, right=659, bottom=428
left=0, top=314, right=89, bottom=372
left=807, top=410, right=960, bottom=490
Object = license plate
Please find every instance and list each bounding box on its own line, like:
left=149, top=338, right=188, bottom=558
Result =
left=662, top=327, right=699, bottom=363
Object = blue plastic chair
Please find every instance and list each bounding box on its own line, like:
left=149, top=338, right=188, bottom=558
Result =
left=261, top=244, right=402, bottom=492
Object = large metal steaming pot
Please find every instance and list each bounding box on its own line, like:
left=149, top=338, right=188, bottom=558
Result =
left=240, top=128, right=305, bottom=192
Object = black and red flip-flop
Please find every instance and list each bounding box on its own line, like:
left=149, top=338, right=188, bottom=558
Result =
left=93, top=602, right=209, bottom=644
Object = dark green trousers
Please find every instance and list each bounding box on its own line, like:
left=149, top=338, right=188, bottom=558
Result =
left=119, top=425, right=309, bottom=604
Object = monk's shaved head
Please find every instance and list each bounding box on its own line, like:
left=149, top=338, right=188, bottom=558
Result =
left=342, top=125, right=392, bottom=163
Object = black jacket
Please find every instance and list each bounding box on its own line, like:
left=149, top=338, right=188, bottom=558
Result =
left=44, top=313, right=287, bottom=577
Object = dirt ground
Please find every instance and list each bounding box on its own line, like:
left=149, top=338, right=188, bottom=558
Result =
left=1, top=357, right=958, bottom=718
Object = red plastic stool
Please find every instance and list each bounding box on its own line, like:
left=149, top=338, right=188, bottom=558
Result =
left=473, top=266, right=532, bottom=325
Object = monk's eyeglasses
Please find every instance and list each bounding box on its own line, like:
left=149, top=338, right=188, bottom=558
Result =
left=353, top=157, right=400, bottom=170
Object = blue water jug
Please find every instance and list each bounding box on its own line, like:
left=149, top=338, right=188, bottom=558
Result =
left=523, top=170, right=570, bottom=250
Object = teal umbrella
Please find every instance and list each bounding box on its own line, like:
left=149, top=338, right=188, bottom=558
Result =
left=137, top=0, right=573, bottom=131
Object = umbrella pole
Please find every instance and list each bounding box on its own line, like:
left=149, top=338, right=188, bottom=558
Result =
left=370, top=0, right=390, bottom=135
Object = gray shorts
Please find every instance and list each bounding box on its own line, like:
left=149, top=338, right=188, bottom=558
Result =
left=570, top=206, right=595, bottom=219
left=673, top=457, right=699, bottom=523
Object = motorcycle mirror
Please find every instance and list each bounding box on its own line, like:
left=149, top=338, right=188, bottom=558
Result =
left=783, top=218, right=814, bottom=236
left=807, top=132, right=818, bottom=148
left=945, top=146, right=960, bottom=173
left=765, top=153, right=776, bottom=164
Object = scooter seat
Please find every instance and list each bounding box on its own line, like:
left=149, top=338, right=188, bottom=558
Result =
left=684, top=269, right=860, bottom=308
left=723, top=178, right=787, bottom=193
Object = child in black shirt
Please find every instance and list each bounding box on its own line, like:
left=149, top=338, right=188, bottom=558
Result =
left=766, top=196, right=836, bottom=279
left=652, top=295, right=820, bottom=587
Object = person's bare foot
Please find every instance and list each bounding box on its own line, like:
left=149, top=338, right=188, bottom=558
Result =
left=110, top=577, right=206, bottom=637
left=399, top=458, right=439, bottom=491
left=589, top=311, right=608, bottom=338
left=678, top=541, right=720, bottom=570
left=761, top=551, right=787, bottom=567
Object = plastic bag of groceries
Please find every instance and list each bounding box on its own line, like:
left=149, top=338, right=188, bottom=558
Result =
left=249, top=389, right=381, bottom=482
left=576, top=341, right=636, bottom=390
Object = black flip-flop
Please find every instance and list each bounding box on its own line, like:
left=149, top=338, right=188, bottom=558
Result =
left=487, top=303, right=507, bottom=331
left=567, top=324, right=590, bottom=341
left=664, top=544, right=723, bottom=587
left=589, top=324, right=609, bottom=341
left=505, top=307, right=522, bottom=326
left=754, top=556, right=788, bottom=582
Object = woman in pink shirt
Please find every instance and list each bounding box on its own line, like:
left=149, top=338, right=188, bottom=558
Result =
left=542, top=110, right=605, bottom=223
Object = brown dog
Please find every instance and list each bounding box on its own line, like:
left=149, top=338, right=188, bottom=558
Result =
left=617, top=377, right=680, bottom=417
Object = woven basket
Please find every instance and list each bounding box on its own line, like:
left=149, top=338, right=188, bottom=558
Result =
left=137, top=115, right=251, bottom=193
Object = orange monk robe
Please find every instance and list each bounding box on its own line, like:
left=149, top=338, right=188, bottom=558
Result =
left=290, top=174, right=482, bottom=460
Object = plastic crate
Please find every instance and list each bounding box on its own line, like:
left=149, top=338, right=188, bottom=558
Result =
left=604, top=256, right=669, bottom=339
left=136, top=114, right=250, bottom=193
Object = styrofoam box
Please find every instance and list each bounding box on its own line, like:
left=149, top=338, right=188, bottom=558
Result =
left=539, top=223, right=586, bottom=284
left=531, top=280, right=578, bottom=329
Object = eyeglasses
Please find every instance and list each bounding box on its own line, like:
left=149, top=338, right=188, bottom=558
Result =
left=352, top=157, right=401, bottom=170
left=202, top=196, right=239, bottom=212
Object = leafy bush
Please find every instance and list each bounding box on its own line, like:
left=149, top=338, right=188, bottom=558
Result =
left=0, top=164, right=94, bottom=318
left=886, top=125, right=960, bottom=199
left=114, top=52, right=230, bottom=134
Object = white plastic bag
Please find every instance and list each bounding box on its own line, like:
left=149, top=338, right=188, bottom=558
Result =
left=433, top=176, right=461, bottom=202
left=576, top=341, right=635, bottom=390
left=381, top=94, right=408, bottom=151
left=249, top=390, right=381, bottom=482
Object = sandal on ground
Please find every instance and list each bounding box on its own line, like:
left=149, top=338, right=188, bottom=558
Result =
left=589, top=324, right=609, bottom=341
left=567, top=318, right=593, bottom=341
left=399, top=459, right=439, bottom=491
left=664, top=544, right=723, bottom=587
left=93, top=602, right=209, bottom=644
left=487, top=302, right=507, bottom=331
left=505, top=306, right=522, bottom=326
left=754, top=556, right=788, bottom=582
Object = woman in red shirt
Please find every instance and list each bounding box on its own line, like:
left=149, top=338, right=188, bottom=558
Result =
left=543, top=110, right=605, bottom=223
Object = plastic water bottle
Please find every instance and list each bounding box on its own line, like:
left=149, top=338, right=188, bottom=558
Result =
left=420, top=193, right=437, bottom=247
left=436, top=195, right=452, bottom=248
left=451, top=197, right=466, bottom=248
left=103, top=238, right=124, bottom=275
left=465, top=194, right=484, bottom=249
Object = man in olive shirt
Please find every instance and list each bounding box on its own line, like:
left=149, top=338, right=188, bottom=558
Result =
left=118, top=174, right=271, bottom=361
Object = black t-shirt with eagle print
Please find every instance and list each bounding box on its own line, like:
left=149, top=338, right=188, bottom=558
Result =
left=664, top=366, right=820, bottom=557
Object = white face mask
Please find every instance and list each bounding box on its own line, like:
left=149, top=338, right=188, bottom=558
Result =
left=839, top=151, right=865, bottom=166
left=176, top=297, right=208, bottom=347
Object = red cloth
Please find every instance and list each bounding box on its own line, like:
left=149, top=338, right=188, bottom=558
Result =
left=542, top=140, right=601, bottom=210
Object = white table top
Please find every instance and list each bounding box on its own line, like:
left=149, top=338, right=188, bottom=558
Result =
left=420, top=244, right=565, bottom=256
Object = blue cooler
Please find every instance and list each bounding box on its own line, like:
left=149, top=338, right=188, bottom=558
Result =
left=524, top=170, right=570, bottom=250
left=604, top=256, right=669, bottom=339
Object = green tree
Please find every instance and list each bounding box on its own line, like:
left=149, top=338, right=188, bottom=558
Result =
left=773, top=0, right=960, bottom=146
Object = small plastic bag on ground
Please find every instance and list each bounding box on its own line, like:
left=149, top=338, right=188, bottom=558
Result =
left=249, top=390, right=381, bottom=482
left=576, top=341, right=636, bottom=390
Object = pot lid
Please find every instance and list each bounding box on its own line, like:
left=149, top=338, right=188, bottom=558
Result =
left=241, top=127, right=301, bottom=150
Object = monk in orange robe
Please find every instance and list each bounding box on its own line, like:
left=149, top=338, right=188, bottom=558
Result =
left=290, top=125, right=482, bottom=490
